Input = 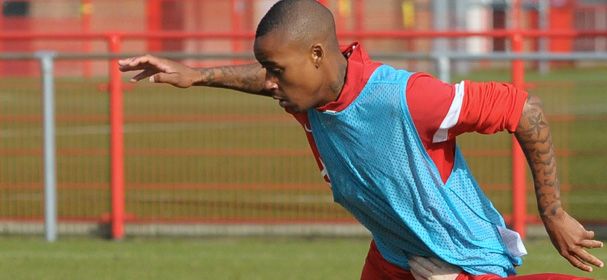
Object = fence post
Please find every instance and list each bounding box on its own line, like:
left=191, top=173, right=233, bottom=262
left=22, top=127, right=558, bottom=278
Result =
left=433, top=0, right=450, bottom=82
left=81, top=0, right=93, bottom=78
left=108, top=34, right=125, bottom=240
left=38, top=51, right=58, bottom=242
left=511, top=0, right=527, bottom=239
left=146, top=0, right=162, bottom=53
left=538, top=0, right=550, bottom=74
left=354, top=0, right=364, bottom=43
left=437, top=55, right=451, bottom=83
left=231, top=0, right=244, bottom=63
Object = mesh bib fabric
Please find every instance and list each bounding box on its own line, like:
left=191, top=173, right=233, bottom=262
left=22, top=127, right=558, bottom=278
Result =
left=307, top=65, right=520, bottom=276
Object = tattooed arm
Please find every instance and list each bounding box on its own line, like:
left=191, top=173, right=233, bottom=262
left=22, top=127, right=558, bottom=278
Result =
left=194, top=64, right=267, bottom=95
left=118, top=55, right=270, bottom=96
left=514, top=95, right=604, bottom=272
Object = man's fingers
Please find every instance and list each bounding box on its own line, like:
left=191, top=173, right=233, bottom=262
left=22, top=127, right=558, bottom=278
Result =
left=117, top=57, right=134, bottom=66
left=150, top=72, right=188, bottom=87
left=409, top=258, right=432, bottom=278
left=118, top=55, right=191, bottom=87
left=585, top=230, right=595, bottom=239
left=428, top=257, right=450, bottom=268
left=119, top=55, right=167, bottom=72
left=127, top=55, right=152, bottom=67
left=428, top=258, right=461, bottom=273
left=410, top=269, right=427, bottom=280
left=572, top=247, right=604, bottom=268
left=131, top=69, right=159, bottom=82
left=410, top=256, right=437, bottom=271
left=565, top=254, right=593, bottom=272
left=580, top=239, right=604, bottom=249
left=118, top=56, right=149, bottom=71
left=119, top=62, right=150, bottom=72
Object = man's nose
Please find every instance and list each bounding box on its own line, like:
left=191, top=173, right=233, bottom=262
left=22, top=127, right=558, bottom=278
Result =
left=264, top=80, right=279, bottom=91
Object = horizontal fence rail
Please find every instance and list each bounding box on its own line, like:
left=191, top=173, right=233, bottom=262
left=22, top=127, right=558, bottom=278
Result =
left=1, top=30, right=607, bottom=40
left=3, top=51, right=607, bottom=60
left=3, top=51, right=606, bottom=83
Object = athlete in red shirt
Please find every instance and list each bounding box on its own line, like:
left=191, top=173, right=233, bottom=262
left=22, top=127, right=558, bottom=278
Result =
left=118, top=0, right=603, bottom=279
left=289, top=42, right=528, bottom=186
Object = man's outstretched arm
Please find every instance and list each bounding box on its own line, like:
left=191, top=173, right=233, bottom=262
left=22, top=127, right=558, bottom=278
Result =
left=118, top=55, right=269, bottom=96
left=514, top=95, right=604, bottom=272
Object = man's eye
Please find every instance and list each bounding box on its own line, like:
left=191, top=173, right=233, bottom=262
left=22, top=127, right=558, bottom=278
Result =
left=269, top=68, right=282, bottom=75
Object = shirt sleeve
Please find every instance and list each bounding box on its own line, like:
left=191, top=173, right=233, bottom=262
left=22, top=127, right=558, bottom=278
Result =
left=406, top=74, right=529, bottom=143
left=406, top=75, right=529, bottom=184
left=406, top=72, right=455, bottom=146
left=449, top=80, right=529, bottom=138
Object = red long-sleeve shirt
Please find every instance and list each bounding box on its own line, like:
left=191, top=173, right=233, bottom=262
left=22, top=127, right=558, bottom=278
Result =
left=292, top=42, right=528, bottom=184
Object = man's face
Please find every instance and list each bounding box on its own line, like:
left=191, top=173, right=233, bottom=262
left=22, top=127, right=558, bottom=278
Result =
left=254, top=32, right=325, bottom=113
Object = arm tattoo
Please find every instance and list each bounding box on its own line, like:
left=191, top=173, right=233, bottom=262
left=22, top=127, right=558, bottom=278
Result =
left=514, top=95, right=562, bottom=218
left=195, top=63, right=270, bottom=96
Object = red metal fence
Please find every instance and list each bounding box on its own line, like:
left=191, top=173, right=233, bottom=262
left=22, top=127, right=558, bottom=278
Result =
left=2, top=29, right=606, bottom=239
left=1, top=0, right=606, bottom=240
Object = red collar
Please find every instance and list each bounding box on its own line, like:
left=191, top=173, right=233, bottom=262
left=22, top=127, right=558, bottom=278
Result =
left=316, top=42, right=382, bottom=112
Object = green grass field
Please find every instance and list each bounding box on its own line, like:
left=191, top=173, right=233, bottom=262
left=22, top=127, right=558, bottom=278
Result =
left=0, top=236, right=605, bottom=279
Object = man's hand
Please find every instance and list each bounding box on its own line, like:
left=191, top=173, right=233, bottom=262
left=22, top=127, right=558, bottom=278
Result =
left=118, top=55, right=201, bottom=88
left=118, top=56, right=269, bottom=95
left=408, top=256, right=462, bottom=280
left=515, top=95, right=604, bottom=272
left=543, top=208, right=604, bottom=272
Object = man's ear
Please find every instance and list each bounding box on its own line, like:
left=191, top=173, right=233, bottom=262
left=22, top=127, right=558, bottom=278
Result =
left=311, top=44, right=324, bottom=68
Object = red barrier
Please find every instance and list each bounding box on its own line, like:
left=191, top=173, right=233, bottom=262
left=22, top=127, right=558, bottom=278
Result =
left=1, top=29, right=605, bottom=239
left=108, top=34, right=125, bottom=240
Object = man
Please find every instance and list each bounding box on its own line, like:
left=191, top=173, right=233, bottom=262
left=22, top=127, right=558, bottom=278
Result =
left=119, top=0, right=603, bottom=279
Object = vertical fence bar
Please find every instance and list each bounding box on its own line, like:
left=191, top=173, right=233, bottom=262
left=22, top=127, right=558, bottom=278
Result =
left=108, top=35, right=125, bottom=240
left=81, top=0, right=93, bottom=78
left=146, top=0, right=162, bottom=52
left=39, top=52, right=57, bottom=242
left=354, top=0, right=363, bottom=29
left=354, top=0, right=363, bottom=43
left=598, top=6, right=607, bottom=51
left=335, top=0, right=346, bottom=32
left=0, top=9, right=3, bottom=76
left=511, top=0, right=527, bottom=238
left=433, top=0, right=450, bottom=82
left=437, top=56, right=451, bottom=83
left=231, top=0, right=244, bottom=63
left=538, top=0, right=550, bottom=74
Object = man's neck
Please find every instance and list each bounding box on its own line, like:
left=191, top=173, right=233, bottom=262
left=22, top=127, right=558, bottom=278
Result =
left=328, top=54, right=348, bottom=102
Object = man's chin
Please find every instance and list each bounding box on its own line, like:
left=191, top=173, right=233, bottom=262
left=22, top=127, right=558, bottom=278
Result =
left=284, top=107, right=300, bottom=114
left=283, top=105, right=306, bottom=114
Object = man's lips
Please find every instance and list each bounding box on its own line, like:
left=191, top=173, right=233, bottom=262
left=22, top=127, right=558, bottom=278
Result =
left=273, top=96, right=290, bottom=108
left=278, top=100, right=289, bottom=107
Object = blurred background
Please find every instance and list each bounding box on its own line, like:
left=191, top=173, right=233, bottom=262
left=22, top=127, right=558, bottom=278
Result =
left=2, top=0, right=606, bottom=76
left=0, top=1, right=606, bottom=278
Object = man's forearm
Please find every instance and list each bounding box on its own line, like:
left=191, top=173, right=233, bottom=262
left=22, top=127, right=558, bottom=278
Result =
left=515, top=95, right=605, bottom=272
left=194, top=63, right=269, bottom=96
left=514, top=95, right=561, bottom=218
